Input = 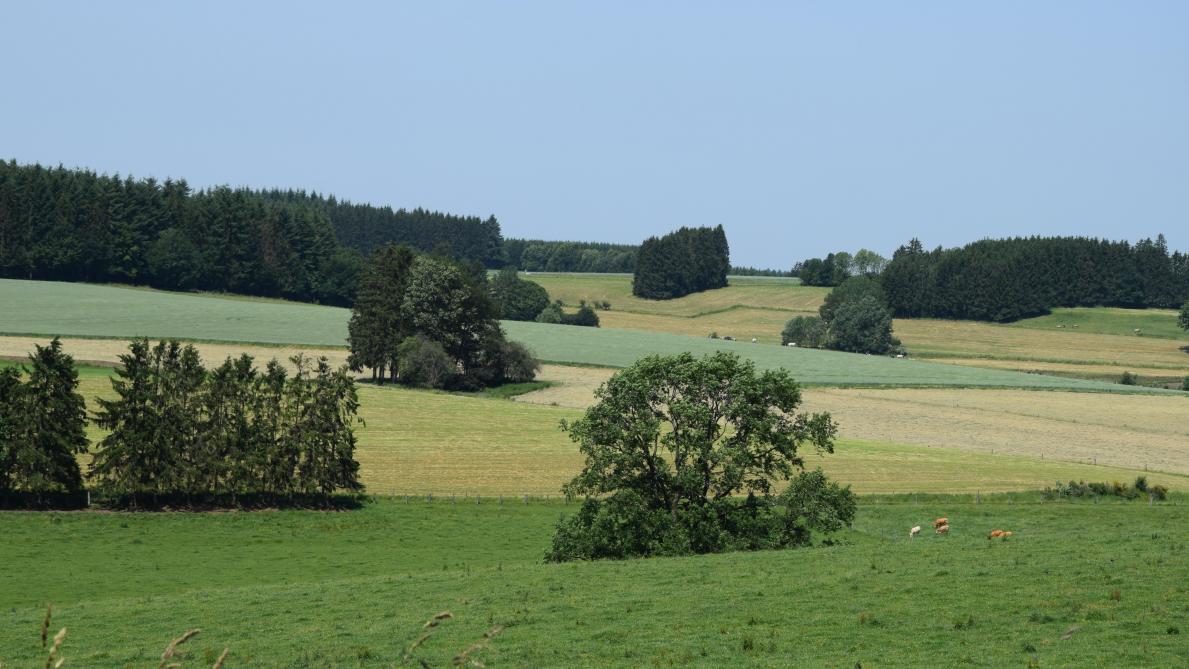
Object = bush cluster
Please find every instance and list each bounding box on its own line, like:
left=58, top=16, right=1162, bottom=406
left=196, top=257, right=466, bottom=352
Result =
left=1042, top=476, right=1168, bottom=502
left=348, top=246, right=540, bottom=390
left=535, top=300, right=600, bottom=327
left=547, top=470, right=856, bottom=561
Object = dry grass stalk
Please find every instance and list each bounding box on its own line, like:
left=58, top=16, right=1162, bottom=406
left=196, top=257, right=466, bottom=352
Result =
left=41, top=603, right=52, bottom=648
left=424, top=611, right=454, bottom=628
left=44, top=627, right=66, bottom=669
left=453, top=625, right=504, bottom=667
left=158, top=629, right=201, bottom=668
left=212, top=648, right=230, bottom=669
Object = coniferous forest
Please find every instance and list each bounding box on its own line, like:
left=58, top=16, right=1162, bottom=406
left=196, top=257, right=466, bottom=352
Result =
left=881, top=236, right=1189, bottom=322
left=632, top=225, right=730, bottom=299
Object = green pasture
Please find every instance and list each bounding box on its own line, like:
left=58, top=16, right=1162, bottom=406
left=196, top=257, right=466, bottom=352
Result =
left=1009, top=307, right=1188, bottom=340
left=1, top=497, right=1185, bottom=667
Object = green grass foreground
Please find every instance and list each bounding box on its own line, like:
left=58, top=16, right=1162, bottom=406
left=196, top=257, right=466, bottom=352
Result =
left=2, top=497, right=1185, bottom=667
left=3, top=279, right=1176, bottom=393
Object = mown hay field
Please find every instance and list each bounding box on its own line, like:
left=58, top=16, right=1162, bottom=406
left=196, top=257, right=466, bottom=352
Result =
left=5, top=280, right=1167, bottom=393
left=52, top=366, right=1186, bottom=495
left=522, top=365, right=1189, bottom=479
left=2, top=498, right=1186, bottom=667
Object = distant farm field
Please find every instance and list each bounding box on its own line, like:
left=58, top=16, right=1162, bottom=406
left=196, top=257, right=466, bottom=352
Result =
left=48, top=364, right=1186, bottom=494
left=523, top=365, right=1189, bottom=478
left=524, top=272, right=826, bottom=317
left=4, top=279, right=1170, bottom=393
left=527, top=273, right=1189, bottom=382
left=2, top=498, right=1186, bottom=667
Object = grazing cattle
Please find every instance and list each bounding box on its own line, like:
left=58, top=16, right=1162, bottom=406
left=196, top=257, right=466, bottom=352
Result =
left=751, top=338, right=758, bottom=343
left=910, top=525, right=921, bottom=538
left=932, top=517, right=948, bottom=529
left=1003, top=531, right=1013, bottom=538
left=988, top=529, right=1005, bottom=539
left=787, top=342, right=797, bottom=347
left=935, top=524, right=950, bottom=534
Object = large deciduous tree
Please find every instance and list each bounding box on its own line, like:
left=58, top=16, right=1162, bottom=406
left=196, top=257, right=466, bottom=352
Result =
left=549, top=352, right=850, bottom=561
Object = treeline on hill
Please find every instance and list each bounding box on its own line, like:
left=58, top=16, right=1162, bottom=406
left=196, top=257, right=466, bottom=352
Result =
left=0, top=338, right=364, bottom=509
left=632, top=225, right=730, bottom=299
left=881, top=236, right=1189, bottom=322
left=260, top=189, right=504, bottom=268
left=503, top=239, right=637, bottom=273
left=0, top=161, right=361, bottom=305
left=793, top=249, right=889, bottom=287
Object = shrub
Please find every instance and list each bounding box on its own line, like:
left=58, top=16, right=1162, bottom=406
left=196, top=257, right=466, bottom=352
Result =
left=773, top=469, right=857, bottom=547
left=490, top=268, right=550, bottom=321
left=396, top=336, right=456, bottom=389
left=534, top=302, right=564, bottom=324
left=781, top=316, right=827, bottom=348
left=819, top=276, right=887, bottom=325
left=1119, top=371, right=1137, bottom=386
left=827, top=296, right=897, bottom=354
left=565, top=301, right=601, bottom=327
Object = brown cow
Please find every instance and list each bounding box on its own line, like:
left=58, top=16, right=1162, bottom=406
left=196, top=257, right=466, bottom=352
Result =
left=935, top=524, right=950, bottom=534
left=933, top=517, right=949, bottom=529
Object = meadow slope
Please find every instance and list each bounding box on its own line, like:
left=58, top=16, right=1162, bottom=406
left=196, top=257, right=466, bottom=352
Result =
left=4, top=279, right=1175, bottom=393
left=1, top=498, right=1186, bottom=667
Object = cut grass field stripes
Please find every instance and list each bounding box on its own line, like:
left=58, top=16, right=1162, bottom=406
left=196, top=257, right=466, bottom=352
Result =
left=518, top=365, right=1189, bottom=477
left=64, top=372, right=1188, bottom=494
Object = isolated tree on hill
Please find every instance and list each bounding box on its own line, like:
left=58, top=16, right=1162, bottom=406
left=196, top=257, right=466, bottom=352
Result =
left=818, top=276, right=888, bottom=325
left=348, top=244, right=416, bottom=383
left=401, top=255, right=501, bottom=374
left=549, top=352, right=847, bottom=561
left=490, top=267, right=550, bottom=321
left=826, top=295, right=898, bottom=354
left=781, top=315, right=827, bottom=348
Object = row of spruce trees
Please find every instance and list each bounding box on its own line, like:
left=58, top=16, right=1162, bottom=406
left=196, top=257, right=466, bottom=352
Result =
left=0, top=339, right=363, bottom=507
left=0, top=161, right=507, bottom=305
left=632, top=225, right=730, bottom=299
left=881, top=236, right=1189, bottom=321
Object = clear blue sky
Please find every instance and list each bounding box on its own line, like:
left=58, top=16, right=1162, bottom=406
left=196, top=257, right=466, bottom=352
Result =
left=3, top=2, right=1186, bottom=268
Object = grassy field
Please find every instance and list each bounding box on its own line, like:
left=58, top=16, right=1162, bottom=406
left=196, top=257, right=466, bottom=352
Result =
left=2, top=497, right=1186, bottom=667
left=6, top=280, right=1173, bottom=393
left=501, top=321, right=1179, bottom=393
left=1009, top=307, right=1189, bottom=340
left=38, top=363, right=1184, bottom=494
left=524, top=274, right=1189, bottom=382
left=523, top=366, right=1189, bottom=478
left=524, top=272, right=826, bottom=317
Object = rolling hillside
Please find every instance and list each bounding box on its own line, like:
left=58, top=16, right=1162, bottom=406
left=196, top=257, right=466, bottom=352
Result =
left=2, top=279, right=1179, bottom=393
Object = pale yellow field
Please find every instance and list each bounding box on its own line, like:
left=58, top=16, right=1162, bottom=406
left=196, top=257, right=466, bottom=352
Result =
left=528, top=273, right=828, bottom=317
left=0, top=336, right=349, bottom=371
left=67, top=371, right=1185, bottom=495
left=520, top=365, right=1189, bottom=477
